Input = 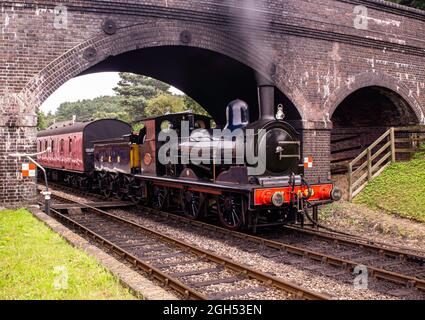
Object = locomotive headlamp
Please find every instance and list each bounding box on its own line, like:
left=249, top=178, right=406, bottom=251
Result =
left=276, top=104, right=285, bottom=120
left=272, top=192, right=285, bottom=207
left=330, top=187, right=342, bottom=201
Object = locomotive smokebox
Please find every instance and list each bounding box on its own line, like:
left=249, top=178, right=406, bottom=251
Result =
left=256, top=73, right=275, bottom=121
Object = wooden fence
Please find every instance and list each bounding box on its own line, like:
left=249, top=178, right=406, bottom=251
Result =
left=347, top=126, right=425, bottom=201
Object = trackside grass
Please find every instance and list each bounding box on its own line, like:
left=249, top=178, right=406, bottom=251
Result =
left=0, top=209, right=135, bottom=300
left=355, top=146, right=425, bottom=223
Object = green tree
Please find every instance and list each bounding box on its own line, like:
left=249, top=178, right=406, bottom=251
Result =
left=39, top=73, right=211, bottom=131
left=113, top=73, right=170, bottom=117
left=144, top=93, right=211, bottom=118
left=55, top=96, right=128, bottom=122
left=37, top=111, right=55, bottom=130
left=37, top=111, right=47, bottom=130
left=183, top=95, right=209, bottom=116
left=144, top=93, right=186, bottom=117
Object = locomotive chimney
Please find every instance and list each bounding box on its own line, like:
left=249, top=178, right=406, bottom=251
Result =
left=256, top=72, right=275, bottom=121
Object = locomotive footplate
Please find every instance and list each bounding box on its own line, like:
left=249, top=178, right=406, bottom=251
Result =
left=134, top=174, right=254, bottom=194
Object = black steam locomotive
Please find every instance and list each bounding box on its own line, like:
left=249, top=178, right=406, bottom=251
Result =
left=37, top=80, right=341, bottom=231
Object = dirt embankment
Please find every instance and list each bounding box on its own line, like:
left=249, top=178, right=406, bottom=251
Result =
left=319, top=201, right=425, bottom=253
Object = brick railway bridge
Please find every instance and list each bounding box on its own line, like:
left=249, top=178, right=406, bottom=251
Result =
left=1, top=0, right=424, bottom=205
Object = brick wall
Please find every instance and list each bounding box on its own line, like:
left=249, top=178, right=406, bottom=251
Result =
left=0, top=0, right=424, bottom=204
left=0, top=126, right=37, bottom=205
left=302, top=128, right=332, bottom=183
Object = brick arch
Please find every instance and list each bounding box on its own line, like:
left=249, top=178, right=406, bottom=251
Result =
left=325, top=72, right=423, bottom=123
left=19, top=20, right=309, bottom=119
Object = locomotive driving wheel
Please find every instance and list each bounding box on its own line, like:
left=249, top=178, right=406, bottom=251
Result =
left=181, top=190, right=203, bottom=220
left=216, top=193, right=245, bottom=230
left=151, top=186, right=168, bottom=210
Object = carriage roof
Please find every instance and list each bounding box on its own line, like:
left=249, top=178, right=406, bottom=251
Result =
left=37, top=119, right=130, bottom=137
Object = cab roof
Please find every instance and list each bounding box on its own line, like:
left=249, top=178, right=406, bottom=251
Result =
left=134, top=111, right=211, bottom=123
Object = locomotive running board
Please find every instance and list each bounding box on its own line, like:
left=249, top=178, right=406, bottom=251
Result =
left=133, top=174, right=253, bottom=194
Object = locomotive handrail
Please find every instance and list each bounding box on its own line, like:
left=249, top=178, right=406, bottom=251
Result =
left=348, top=125, right=425, bottom=201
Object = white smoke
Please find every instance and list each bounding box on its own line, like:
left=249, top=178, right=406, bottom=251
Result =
left=224, top=0, right=275, bottom=79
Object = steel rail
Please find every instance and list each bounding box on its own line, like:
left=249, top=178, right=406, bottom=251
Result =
left=282, top=225, right=425, bottom=260
left=140, top=207, right=425, bottom=292
left=43, top=205, right=207, bottom=300
left=41, top=195, right=328, bottom=300
left=41, top=184, right=425, bottom=292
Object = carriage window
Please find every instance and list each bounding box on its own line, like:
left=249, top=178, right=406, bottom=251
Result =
left=38, top=141, right=41, bottom=152
left=44, top=140, right=48, bottom=151
left=51, top=140, right=54, bottom=153
left=60, top=139, right=64, bottom=153
left=68, top=138, right=73, bottom=153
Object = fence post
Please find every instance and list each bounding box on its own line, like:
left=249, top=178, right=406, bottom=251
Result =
left=390, top=127, right=396, bottom=162
left=412, top=132, right=418, bottom=152
left=348, top=163, right=353, bottom=202
left=367, top=148, right=372, bottom=180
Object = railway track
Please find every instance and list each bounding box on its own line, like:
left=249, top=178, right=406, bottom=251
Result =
left=40, top=193, right=328, bottom=300
left=138, top=206, right=425, bottom=294
left=39, top=184, right=425, bottom=297
left=282, top=225, right=425, bottom=257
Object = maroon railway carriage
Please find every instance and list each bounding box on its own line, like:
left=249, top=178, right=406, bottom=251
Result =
left=37, top=119, right=131, bottom=186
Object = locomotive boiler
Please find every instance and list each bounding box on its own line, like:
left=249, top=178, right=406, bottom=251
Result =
left=177, top=79, right=301, bottom=181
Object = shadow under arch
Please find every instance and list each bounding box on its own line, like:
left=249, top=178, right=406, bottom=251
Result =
left=330, top=84, right=421, bottom=174
left=20, top=21, right=305, bottom=125
left=325, top=72, right=423, bottom=123
left=81, top=46, right=302, bottom=124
